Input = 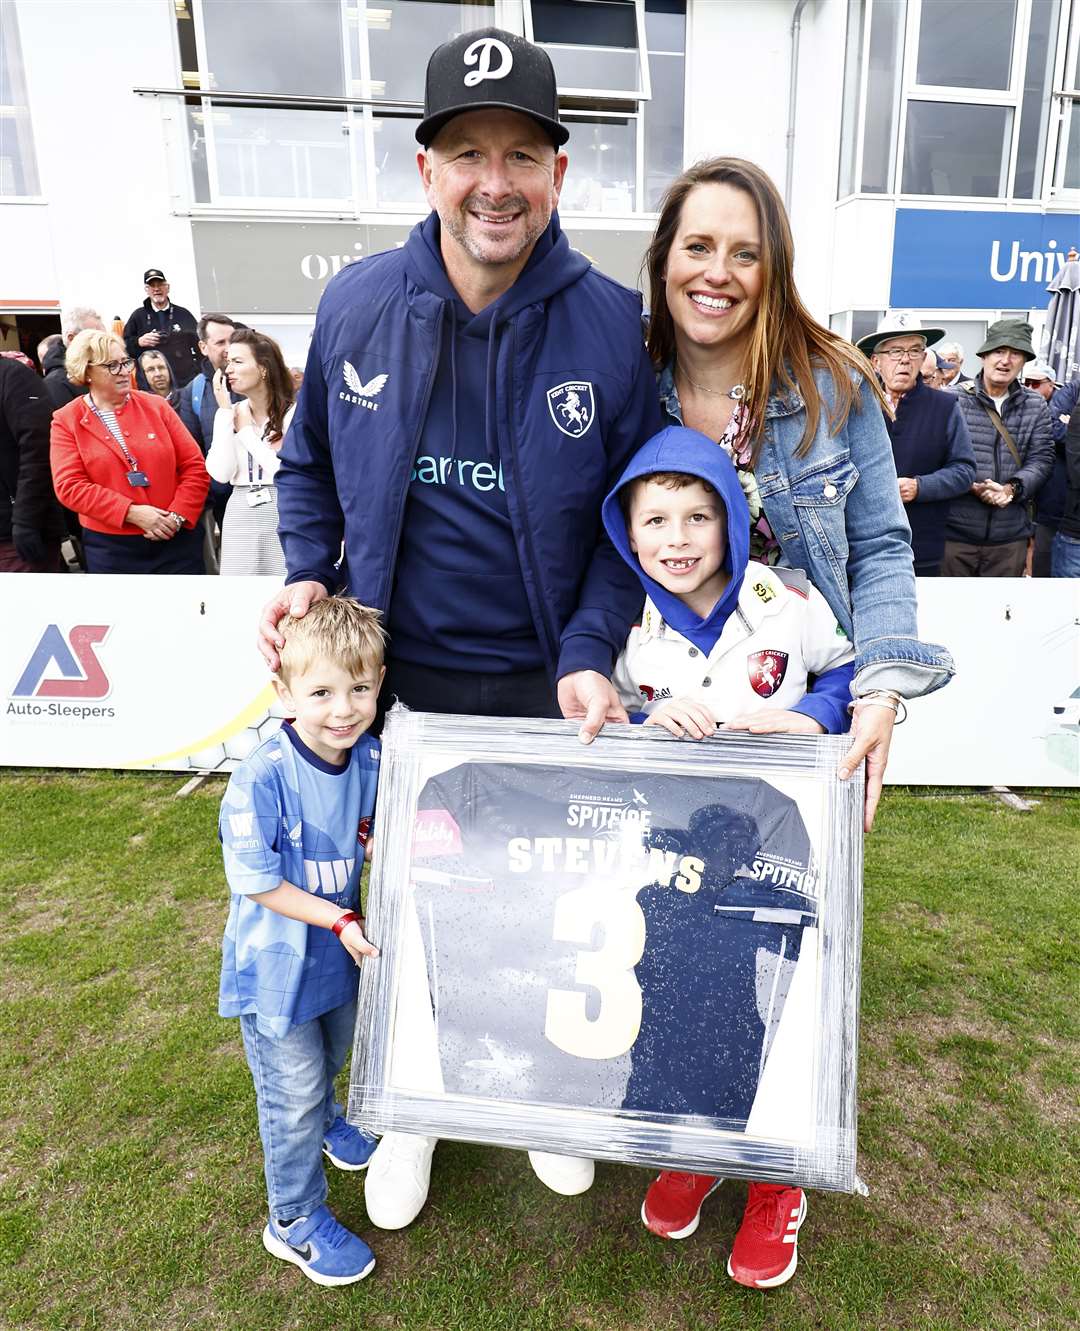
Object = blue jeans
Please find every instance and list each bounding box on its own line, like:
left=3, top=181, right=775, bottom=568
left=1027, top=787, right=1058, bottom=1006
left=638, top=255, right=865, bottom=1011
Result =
left=1051, top=531, right=1080, bottom=578
left=239, top=999, right=356, bottom=1219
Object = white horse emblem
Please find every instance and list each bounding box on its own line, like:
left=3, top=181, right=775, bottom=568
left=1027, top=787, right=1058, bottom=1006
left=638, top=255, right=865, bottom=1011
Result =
left=546, top=381, right=596, bottom=438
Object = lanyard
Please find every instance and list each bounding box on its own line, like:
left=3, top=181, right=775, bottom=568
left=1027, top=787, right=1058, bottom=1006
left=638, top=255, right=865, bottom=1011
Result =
left=88, top=399, right=140, bottom=471
left=247, top=420, right=272, bottom=486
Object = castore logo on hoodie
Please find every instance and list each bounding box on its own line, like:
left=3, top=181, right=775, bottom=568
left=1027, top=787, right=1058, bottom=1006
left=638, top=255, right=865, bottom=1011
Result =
left=340, top=361, right=388, bottom=411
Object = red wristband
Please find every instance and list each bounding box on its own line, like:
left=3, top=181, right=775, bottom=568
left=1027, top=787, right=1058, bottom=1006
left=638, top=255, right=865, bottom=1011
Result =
left=331, top=911, right=360, bottom=938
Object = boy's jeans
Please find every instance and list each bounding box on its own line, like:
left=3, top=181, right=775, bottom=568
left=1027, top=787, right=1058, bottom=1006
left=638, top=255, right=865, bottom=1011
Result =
left=239, top=999, right=356, bottom=1220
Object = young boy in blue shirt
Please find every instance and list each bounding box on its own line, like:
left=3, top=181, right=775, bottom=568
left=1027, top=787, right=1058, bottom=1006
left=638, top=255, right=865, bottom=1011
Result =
left=218, top=596, right=385, bottom=1286
left=601, top=425, right=856, bottom=1289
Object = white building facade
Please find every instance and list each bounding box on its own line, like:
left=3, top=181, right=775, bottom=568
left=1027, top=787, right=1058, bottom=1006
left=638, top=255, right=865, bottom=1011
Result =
left=2, top=0, right=1078, bottom=374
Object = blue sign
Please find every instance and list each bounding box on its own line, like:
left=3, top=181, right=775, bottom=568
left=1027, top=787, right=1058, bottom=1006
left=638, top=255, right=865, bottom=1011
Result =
left=891, top=209, right=1080, bottom=309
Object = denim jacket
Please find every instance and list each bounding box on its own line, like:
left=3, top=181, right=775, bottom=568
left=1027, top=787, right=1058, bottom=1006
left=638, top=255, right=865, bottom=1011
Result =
left=659, top=362, right=955, bottom=698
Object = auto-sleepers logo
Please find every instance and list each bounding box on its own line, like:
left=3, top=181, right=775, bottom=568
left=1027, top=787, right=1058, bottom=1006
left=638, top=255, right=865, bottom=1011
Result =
left=8, top=624, right=115, bottom=719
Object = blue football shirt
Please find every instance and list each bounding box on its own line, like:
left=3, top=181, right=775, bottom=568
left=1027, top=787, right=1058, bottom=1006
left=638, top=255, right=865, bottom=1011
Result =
left=218, top=722, right=380, bottom=1038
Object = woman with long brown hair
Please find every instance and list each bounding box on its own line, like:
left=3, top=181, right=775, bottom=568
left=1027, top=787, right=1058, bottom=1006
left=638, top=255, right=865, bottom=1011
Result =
left=206, top=328, right=295, bottom=575
left=636, top=158, right=954, bottom=1287
left=646, top=157, right=953, bottom=817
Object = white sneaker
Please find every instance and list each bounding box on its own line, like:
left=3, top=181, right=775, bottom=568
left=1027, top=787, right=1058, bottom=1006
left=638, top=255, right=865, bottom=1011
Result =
left=527, top=1150, right=595, bottom=1196
left=363, top=1132, right=437, bottom=1229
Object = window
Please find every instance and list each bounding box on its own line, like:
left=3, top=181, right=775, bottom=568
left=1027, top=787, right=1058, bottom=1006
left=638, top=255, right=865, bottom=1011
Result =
left=1049, top=0, right=1080, bottom=194
left=837, top=0, right=906, bottom=196
left=851, top=310, right=884, bottom=344
left=839, top=0, right=1062, bottom=201
left=642, top=0, right=686, bottom=210
left=914, top=0, right=1015, bottom=90
left=181, top=0, right=494, bottom=209
left=902, top=101, right=1012, bottom=196
left=530, top=0, right=644, bottom=94
left=1015, top=0, right=1060, bottom=197
left=176, top=0, right=684, bottom=215
left=528, top=0, right=685, bottom=213
left=0, top=2, right=40, bottom=196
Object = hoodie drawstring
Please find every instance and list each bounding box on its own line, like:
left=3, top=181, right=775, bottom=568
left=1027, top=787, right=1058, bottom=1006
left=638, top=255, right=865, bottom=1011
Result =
left=446, top=302, right=459, bottom=463
left=484, top=316, right=501, bottom=464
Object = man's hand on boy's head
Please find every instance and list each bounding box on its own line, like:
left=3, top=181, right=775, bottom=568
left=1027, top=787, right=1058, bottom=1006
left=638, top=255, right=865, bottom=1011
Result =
left=644, top=697, right=718, bottom=740
left=722, top=708, right=825, bottom=736
left=257, top=580, right=329, bottom=671
left=339, top=918, right=379, bottom=965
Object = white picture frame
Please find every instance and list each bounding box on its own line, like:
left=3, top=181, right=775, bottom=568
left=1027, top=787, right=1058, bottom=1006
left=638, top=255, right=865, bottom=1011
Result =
left=349, top=709, right=864, bottom=1192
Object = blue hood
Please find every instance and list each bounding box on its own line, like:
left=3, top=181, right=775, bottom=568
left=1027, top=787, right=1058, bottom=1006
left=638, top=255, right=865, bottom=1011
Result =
left=602, top=426, right=751, bottom=655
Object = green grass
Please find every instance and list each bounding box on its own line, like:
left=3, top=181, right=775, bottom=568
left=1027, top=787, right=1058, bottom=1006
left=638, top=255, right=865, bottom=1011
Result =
left=0, top=774, right=1076, bottom=1331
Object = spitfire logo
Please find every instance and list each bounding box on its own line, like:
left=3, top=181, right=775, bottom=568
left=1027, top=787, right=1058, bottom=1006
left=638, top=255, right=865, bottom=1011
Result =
left=747, top=649, right=789, bottom=698
left=547, top=382, right=595, bottom=438
left=565, top=791, right=651, bottom=835
left=340, top=361, right=388, bottom=412
left=12, top=624, right=111, bottom=699
left=463, top=37, right=513, bottom=86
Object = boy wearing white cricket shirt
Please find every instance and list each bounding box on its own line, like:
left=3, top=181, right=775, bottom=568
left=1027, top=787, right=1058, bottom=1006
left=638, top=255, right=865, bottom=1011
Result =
left=601, top=424, right=855, bottom=1287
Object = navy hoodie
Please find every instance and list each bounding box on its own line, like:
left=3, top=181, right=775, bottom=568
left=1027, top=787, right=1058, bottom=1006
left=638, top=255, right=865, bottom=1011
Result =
left=277, top=212, right=662, bottom=680
left=602, top=426, right=853, bottom=733
left=389, top=217, right=558, bottom=671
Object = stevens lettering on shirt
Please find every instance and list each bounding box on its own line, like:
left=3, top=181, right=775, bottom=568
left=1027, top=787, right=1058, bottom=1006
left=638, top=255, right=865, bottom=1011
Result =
left=400, top=760, right=818, bottom=1128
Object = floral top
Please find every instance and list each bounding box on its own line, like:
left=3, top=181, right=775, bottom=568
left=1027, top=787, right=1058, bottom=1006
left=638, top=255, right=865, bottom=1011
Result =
left=658, top=363, right=780, bottom=565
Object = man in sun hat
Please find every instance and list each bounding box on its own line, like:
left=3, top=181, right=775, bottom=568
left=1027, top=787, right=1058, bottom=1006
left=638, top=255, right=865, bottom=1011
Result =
left=858, top=313, right=975, bottom=576
left=258, top=26, right=661, bottom=1224
left=942, top=318, right=1054, bottom=576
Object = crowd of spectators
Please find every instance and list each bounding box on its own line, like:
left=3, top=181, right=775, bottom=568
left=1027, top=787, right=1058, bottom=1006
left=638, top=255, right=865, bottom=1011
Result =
left=0, top=272, right=1076, bottom=580
left=0, top=269, right=305, bottom=577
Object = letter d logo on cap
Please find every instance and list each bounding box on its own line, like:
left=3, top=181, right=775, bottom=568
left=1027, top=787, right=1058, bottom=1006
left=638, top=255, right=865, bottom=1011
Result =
left=463, top=37, right=512, bottom=86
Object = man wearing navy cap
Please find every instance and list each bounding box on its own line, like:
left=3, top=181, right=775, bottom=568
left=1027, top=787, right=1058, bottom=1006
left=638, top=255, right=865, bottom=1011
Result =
left=123, top=269, right=200, bottom=388
left=260, top=26, right=660, bottom=1228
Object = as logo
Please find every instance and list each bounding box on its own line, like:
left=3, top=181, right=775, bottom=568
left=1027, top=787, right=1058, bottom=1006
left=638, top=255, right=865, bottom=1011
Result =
left=747, top=649, right=789, bottom=698
left=463, top=36, right=512, bottom=86
left=547, top=382, right=595, bottom=438
left=340, top=362, right=388, bottom=412
left=12, top=625, right=111, bottom=699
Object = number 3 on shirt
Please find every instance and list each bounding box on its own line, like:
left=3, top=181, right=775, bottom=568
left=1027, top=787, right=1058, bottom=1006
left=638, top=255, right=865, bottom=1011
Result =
left=544, top=886, right=646, bottom=1059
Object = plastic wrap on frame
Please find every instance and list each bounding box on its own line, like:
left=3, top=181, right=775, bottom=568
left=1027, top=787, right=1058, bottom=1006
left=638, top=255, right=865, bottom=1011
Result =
left=348, top=708, right=864, bottom=1193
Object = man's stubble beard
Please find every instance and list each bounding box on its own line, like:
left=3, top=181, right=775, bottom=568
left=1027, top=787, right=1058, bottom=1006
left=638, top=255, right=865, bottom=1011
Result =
left=440, top=195, right=551, bottom=268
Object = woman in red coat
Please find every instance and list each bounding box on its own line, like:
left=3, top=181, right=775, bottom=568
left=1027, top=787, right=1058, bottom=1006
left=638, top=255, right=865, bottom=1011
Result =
left=50, top=330, right=209, bottom=573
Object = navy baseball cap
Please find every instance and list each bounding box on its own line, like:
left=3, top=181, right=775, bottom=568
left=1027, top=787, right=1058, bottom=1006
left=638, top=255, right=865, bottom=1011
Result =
left=143, top=268, right=167, bottom=283
left=416, top=27, right=568, bottom=148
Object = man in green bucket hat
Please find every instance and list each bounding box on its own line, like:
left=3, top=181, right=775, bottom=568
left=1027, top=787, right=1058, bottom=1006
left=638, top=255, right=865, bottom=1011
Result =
left=943, top=318, right=1055, bottom=576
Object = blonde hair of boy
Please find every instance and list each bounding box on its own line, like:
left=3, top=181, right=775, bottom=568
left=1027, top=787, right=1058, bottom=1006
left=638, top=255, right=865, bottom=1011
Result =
left=277, top=597, right=386, bottom=685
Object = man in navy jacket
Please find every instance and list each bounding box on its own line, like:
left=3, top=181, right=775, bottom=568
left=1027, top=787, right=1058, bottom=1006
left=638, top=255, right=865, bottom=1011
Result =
left=257, top=26, right=660, bottom=1235
left=259, top=27, right=660, bottom=738
left=857, top=314, right=976, bottom=576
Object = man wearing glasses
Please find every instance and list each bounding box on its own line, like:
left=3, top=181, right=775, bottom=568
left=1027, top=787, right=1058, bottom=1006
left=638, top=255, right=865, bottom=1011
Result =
left=858, top=313, right=975, bottom=577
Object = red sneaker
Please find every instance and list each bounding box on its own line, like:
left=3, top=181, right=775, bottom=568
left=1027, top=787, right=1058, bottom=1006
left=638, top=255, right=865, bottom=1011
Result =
left=726, top=1182, right=807, bottom=1288
left=641, top=1171, right=722, bottom=1240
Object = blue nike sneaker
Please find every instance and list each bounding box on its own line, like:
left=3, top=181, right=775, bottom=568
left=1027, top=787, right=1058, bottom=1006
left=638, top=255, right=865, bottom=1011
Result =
left=262, top=1205, right=376, bottom=1286
left=323, top=1115, right=378, bottom=1171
